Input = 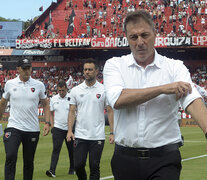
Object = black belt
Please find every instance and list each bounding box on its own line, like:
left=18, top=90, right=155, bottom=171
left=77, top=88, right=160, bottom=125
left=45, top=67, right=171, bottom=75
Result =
left=115, top=142, right=182, bottom=160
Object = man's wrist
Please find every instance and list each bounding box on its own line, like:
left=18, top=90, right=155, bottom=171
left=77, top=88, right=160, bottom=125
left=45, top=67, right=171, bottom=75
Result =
left=45, top=121, right=51, bottom=126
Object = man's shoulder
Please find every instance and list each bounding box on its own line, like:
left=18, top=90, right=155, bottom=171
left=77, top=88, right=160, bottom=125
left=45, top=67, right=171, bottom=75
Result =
left=158, top=53, right=184, bottom=66
left=29, top=78, right=44, bottom=86
left=70, top=84, right=82, bottom=93
left=51, top=94, right=59, bottom=100
left=5, top=77, right=18, bottom=86
left=106, top=53, right=131, bottom=63
left=96, top=81, right=104, bottom=88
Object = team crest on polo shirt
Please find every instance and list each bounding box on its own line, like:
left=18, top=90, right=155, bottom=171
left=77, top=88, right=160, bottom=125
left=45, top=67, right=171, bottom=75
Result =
left=5, top=132, right=11, bottom=139
left=13, top=88, right=17, bottom=92
left=96, top=94, right=101, bottom=99
left=80, top=94, right=84, bottom=98
left=31, top=88, right=35, bottom=92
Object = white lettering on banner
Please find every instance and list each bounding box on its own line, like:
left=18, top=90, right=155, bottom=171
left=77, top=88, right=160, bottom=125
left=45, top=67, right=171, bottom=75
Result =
left=91, top=38, right=104, bottom=47
left=65, top=38, right=90, bottom=47
left=92, top=37, right=128, bottom=48
left=155, top=37, right=191, bottom=47
left=23, top=50, right=45, bottom=55
left=16, top=37, right=206, bottom=49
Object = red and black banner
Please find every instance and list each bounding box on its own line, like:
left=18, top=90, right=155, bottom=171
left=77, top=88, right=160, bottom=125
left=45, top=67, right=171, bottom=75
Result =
left=16, top=36, right=207, bottom=49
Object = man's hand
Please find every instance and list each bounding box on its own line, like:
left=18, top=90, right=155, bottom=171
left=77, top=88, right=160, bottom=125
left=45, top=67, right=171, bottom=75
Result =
left=67, top=131, right=75, bottom=142
left=43, top=124, right=50, bottom=136
left=109, top=134, right=114, bottom=144
left=163, top=81, right=192, bottom=101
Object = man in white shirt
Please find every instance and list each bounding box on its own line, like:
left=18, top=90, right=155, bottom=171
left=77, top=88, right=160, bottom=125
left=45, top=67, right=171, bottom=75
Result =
left=103, top=10, right=207, bottom=180
left=46, top=80, right=74, bottom=178
left=0, top=59, right=50, bottom=180
left=67, top=59, right=114, bottom=180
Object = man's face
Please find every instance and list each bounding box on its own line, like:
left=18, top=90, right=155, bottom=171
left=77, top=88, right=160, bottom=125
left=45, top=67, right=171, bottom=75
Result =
left=18, top=66, right=32, bottom=82
left=126, top=18, right=156, bottom=67
left=58, top=86, right=67, bottom=98
left=83, top=63, right=98, bottom=82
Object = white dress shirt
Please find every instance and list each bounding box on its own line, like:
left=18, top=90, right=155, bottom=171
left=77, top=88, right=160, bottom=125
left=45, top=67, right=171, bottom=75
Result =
left=103, top=50, right=201, bottom=148
left=3, top=76, right=47, bottom=132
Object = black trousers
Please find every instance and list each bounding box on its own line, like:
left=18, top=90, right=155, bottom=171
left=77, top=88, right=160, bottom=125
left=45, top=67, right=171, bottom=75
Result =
left=73, top=138, right=105, bottom=180
left=111, top=144, right=182, bottom=180
left=3, top=127, right=40, bottom=180
left=50, top=127, right=74, bottom=172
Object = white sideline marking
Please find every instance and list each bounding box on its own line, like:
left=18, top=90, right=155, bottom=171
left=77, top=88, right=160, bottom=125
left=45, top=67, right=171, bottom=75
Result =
left=100, top=175, right=114, bottom=180
left=184, top=140, right=205, bottom=143
left=100, top=154, right=207, bottom=180
left=182, top=154, right=207, bottom=162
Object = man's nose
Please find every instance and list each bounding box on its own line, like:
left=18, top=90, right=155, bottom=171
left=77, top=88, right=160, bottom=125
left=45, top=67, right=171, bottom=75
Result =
left=136, top=36, right=144, bottom=46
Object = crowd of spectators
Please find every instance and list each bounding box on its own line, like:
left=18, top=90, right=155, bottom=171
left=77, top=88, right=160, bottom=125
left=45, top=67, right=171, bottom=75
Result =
left=20, top=0, right=207, bottom=40
left=0, top=64, right=104, bottom=98
left=0, top=63, right=206, bottom=101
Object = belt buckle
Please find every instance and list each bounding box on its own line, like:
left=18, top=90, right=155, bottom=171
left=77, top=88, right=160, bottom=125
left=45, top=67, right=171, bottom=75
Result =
left=137, top=149, right=150, bottom=159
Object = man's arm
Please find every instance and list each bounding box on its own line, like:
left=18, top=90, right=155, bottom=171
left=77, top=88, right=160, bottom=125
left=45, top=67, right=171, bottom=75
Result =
left=0, top=98, right=8, bottom=119
left=66, top=104, right=76, bottom=141
left=186, top=98, right=207, bottom=134
left=114, top=81, right=192, bottom=109
left=41, top=98, right=50, bottom=136
left=50, top=111, right=54, bottom=128
left=107, top=105, right=114, bottom=144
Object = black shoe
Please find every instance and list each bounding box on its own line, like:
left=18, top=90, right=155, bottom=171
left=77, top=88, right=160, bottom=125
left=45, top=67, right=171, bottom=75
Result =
left=68, top=168, right=75, bottom=175
left=46, top=170, right=56, bottom=178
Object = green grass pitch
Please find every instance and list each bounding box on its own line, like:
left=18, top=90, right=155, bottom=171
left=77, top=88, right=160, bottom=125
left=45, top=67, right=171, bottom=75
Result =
left=0, top=123, right=207, bottom=180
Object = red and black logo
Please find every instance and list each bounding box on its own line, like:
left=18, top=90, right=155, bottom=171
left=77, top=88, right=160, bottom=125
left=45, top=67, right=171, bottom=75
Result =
left=31, top=88, right=35, bottom=92
left=96, top=94, right=101, bottom=99
left=5, top=132, right=11, bottom=139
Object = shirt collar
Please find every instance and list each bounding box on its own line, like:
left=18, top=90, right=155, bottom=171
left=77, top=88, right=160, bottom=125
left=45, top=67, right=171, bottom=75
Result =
left=128, top=49, right=162, bottom=69
left=17, top=75, right=31, bottom=83
left=83, top=80, right=98, bottom=89
left=58, top=93, right=68, bottom=99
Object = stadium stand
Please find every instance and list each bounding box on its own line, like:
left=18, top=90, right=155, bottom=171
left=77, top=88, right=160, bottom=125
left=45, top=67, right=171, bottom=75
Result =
left=22, top=0, right=207, bottom=39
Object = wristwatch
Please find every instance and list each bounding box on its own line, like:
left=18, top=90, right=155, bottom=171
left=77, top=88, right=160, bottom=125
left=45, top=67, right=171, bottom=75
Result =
left=205, top=132, right=207, bottom=139
left=110, top=132, right=114, bottom=135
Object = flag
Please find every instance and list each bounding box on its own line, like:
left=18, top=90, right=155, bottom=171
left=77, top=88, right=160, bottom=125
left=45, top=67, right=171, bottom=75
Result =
left=48, top=10, right=52, bottom=26
left=67, top=9, right=76, bottom=35
left=47, top=11, right=54, bottom=31
left=39, top=6, right=43, bottom=11
left=66, top=75, right=73, bottom=90
left=186, top=5, right=192, bottom=30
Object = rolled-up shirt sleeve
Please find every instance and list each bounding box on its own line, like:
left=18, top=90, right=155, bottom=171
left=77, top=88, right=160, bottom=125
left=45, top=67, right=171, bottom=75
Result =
left=173, top=60, right=201, bottom=110
left=103, top=58, right=124, bottom=108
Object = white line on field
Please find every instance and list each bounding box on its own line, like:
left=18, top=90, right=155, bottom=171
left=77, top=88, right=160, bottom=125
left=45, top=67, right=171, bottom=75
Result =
left=100, top=175, right=114, bottom=180
left=100, top=154, right=207, bottom=180
left=184, top=140, right=205, bottom=143
left=182, top=154, right=207, bottom=162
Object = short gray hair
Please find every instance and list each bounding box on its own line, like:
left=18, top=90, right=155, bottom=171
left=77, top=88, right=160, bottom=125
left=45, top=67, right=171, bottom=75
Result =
left=124, top=10, right=155, bottom=34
